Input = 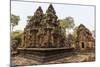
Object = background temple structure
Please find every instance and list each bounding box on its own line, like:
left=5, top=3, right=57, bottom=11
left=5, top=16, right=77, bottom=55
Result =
left=76, top=24, right=95, bottom=50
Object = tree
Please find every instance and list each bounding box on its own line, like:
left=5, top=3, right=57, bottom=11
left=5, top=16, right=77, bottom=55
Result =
left=59, top=20, right=66, bottom=37
left=11, top=14, right=20, bottom=31
left=11, top=31, right=22, bottom=51
left=72, top=26, right=78, bottom=40
left=59, top=16, right=75, bottom=35
left=67, top=34, right=74, bottom=47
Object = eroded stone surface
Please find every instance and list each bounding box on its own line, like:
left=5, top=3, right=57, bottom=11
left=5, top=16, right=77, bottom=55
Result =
left=76, top=24, right=95, bottom=50
left=20, top=4, right=67, bottom=48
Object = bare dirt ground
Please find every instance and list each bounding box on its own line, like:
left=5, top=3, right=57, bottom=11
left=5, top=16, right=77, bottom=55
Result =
left=11, top=52, right=95, bottom=66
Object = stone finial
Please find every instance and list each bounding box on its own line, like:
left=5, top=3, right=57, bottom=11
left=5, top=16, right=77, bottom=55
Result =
left=35, top=6, right=43, bottom=13
left=78, top=24, right=85, bottom=29
left=46, top=4, right=56, bottom=14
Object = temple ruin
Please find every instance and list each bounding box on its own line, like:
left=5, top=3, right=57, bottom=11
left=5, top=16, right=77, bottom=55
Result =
left=17, top=4, right=95, bottom=63
left=18, top=4, right=72, bottom=62
left=76, top=24, right=95, bottom=50
left=20, top=4, right=67, bottom=48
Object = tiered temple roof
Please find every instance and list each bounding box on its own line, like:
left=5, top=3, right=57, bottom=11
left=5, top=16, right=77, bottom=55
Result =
left=20, top=4, right=67, bottom=48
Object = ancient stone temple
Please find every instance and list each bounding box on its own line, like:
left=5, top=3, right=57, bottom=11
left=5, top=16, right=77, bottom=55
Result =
left=76, top=24, right=95, bottom=50
left=20, top=4, right=66, bottom=48
left=18, top=4, right=73, bottom=62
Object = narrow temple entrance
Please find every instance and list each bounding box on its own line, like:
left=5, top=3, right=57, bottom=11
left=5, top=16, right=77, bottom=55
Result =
left=81, top=42, right=85, bottom=48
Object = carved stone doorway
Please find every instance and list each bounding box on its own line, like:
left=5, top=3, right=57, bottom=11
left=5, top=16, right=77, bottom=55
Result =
left=81, top=42, right=85, bottom=48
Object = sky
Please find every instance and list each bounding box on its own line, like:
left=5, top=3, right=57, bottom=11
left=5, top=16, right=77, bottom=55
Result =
left=11, top=1, right=95, bottom=32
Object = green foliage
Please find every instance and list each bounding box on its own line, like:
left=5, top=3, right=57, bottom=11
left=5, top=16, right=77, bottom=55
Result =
left=11, top=14, right=20, bottom=30
left=59, top=16, right=75, bottom=37
left=11, top=31, right=22, bottom=51
left=59, top=16, right=75, bottom=30
left=72, top=26, right=78, bottom=40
